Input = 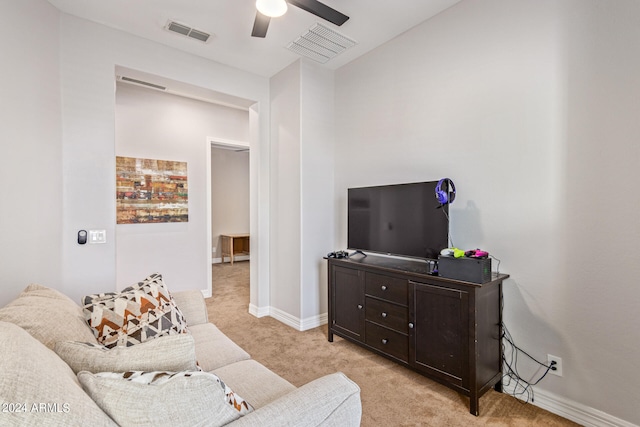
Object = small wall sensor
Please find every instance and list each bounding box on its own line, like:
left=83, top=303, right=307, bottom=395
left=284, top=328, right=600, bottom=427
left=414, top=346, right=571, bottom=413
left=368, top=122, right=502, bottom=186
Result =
left=78, top=230, right=87, bottom=245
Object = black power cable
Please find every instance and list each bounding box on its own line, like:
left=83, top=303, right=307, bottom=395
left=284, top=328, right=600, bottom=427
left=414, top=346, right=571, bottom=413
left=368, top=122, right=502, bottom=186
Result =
left=501, top=322, right=557, bottom=404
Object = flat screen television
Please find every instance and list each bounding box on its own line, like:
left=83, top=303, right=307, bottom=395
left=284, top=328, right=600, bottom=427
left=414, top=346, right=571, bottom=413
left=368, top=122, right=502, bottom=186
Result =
left=347, top=181, right=449, bottom=260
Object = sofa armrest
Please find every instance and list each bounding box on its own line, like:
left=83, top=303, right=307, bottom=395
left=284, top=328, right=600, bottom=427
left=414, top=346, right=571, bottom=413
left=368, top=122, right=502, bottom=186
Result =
left=171, top=290, right=209, bottom=326
left=229, top=372, right=361, bottom=427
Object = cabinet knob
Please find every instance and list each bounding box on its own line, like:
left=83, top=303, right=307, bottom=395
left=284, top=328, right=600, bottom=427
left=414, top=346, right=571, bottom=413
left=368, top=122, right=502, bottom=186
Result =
left=381, top=285, right=387, bottom=291
left=381, top=339, right=388, bottom=345
left=357, top=304, right=363, bottom=310
left=408, top=322, right=414, bottom=329
left=381, top=312, right=387, bottom=318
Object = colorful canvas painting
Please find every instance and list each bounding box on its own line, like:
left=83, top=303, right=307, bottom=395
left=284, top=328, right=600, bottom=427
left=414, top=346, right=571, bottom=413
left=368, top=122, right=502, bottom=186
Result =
left=116, top=156, right=188, bottom=224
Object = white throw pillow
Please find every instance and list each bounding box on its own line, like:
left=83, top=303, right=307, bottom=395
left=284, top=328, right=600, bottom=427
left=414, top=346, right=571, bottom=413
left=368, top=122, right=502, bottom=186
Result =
left=78, top=370, right=254, bottom=427
left=0, top=284, right=98, bottom=350
left=55, top=334, right=198, bottom=374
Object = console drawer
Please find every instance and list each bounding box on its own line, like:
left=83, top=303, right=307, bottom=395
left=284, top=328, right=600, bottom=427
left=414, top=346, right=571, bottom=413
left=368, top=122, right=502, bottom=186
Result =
left=365, top=297, right=408, bottom=333
left=365, top=272, right=407, bottom=305
left=365, top=321, right=408, bottom=362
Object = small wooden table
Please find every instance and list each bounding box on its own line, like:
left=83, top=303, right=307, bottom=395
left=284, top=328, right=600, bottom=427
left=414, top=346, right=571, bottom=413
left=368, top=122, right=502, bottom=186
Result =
left=220, top=234, right=250, bottom=265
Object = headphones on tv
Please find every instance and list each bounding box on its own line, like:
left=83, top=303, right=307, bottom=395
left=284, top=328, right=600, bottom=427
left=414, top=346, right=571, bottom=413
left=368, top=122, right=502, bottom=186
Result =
left=435, top=178, right=456, bottom=205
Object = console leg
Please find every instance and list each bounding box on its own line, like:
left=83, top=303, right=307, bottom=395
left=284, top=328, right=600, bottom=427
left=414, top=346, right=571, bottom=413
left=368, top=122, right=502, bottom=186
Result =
left=470, top=392, right=479, bottom=416
left=470, top=398, right=479, bottom=416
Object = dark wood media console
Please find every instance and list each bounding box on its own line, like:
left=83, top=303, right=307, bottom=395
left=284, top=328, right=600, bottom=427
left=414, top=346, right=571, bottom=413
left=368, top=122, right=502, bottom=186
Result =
left=327, top=255, right=509, bottom=416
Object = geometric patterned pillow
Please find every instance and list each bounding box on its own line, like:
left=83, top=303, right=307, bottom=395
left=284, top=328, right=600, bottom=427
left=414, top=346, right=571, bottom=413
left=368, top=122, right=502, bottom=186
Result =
left=82, top=273, right=188, bottom=348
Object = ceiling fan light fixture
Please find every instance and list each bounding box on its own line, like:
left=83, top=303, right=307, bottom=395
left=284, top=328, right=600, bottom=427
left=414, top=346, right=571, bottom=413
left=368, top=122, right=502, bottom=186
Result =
left=256, top=0, right=288, bottom=18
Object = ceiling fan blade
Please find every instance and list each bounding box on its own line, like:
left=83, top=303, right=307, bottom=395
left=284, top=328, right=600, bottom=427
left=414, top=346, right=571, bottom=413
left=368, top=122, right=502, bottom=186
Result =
left=287, top=0, right=349, bottom=26
left=251, top=12, right=271, bottom=38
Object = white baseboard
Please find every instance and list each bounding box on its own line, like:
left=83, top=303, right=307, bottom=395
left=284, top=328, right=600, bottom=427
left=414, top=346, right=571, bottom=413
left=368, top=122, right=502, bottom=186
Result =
left=300, top=312, right=328, bottom=331
left=248, top=303, right=270, bottom=318
left=248, top=305, right=328, bottom=331
left=503, top=383, right=637, bottom=427
left=269, top=307, right=301, bottom=330
left=212, top=255, right=250, bottom=264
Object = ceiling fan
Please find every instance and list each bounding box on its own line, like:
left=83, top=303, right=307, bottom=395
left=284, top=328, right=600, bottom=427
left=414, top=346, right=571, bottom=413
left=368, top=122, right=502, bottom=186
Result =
left=252, top=0, right=349, bottom=38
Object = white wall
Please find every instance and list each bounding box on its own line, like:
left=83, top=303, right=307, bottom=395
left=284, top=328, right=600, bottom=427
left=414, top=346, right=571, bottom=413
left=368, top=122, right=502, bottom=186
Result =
left=0, top=0, right=63, bottom=306
left=334, top=0, right=639, bottom=425
left=58, top=13, right=270, bottom=303
left=269, top=60, right=336, bottom=328
left=559, top=0, right=640, bottom=422
left=211, top=147, right=250, bottom=260
left=115, top=83, right=249, bottom=288
left=300, top=61, right=335, bottom=324
left=270, top=62, right=302, bottom=319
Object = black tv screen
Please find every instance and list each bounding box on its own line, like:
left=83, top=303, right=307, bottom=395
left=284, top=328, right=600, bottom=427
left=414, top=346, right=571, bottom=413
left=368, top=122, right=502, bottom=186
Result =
left=347, top=181, right=449, bottom=260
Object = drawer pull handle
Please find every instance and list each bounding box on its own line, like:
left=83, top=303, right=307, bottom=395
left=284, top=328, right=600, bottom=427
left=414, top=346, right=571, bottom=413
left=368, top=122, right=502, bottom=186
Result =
left=381, top=312, right=387, bottom=318
left=409, top=322, right=414, bottom=329
left=357, top=304, right=363, bottom=310
left=381, top=285, right=387, bottom=291
left=381, top=339, right=388, bottom=345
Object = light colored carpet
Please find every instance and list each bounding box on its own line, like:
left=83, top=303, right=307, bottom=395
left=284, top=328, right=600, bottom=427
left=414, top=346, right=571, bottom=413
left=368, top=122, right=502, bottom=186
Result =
left=206, top=262, right=578, bottom=426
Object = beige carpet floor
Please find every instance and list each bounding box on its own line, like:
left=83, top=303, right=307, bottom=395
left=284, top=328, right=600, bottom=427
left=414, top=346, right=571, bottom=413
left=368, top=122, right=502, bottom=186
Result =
left=206, top=262, right=579, bottom=427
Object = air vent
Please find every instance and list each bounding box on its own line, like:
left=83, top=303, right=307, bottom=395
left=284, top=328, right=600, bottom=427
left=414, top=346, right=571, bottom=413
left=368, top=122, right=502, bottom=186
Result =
left=118, top=76, right=166, bottom=91
left=165, top=20, right=211, bottom=43
left=287, top=23, right=357, bottom=64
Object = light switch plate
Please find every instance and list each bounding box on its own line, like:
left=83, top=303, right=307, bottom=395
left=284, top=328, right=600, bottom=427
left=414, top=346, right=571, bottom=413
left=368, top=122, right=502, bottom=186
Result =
left=89, top=230, right=107, bottom=244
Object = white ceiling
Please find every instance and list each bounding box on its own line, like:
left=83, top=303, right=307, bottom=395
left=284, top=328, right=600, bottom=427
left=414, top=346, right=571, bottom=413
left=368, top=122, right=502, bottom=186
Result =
left=47, top=0, right=462, bottom=78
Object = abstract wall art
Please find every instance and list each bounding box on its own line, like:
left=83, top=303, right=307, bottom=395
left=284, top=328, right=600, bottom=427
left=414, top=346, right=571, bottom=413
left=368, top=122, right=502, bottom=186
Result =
left=116, top=156, right=188, bottom=224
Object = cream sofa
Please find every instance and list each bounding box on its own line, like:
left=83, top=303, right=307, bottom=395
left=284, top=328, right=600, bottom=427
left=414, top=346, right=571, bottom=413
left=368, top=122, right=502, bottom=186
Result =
left=0, top=283, right=361, bottom=427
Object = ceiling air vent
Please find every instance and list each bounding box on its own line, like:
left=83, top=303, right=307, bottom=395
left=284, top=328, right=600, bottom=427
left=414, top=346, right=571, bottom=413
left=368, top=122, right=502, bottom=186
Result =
left=165, top=20, right=211, bottom=43
left=287, top=23, right=357, bottom=64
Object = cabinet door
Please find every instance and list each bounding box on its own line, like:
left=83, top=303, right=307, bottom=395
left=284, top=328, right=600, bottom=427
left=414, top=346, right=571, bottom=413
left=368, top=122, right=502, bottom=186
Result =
left=410, top=281, right=469, bottom=388
left=331, top=265, right=365, bottom=341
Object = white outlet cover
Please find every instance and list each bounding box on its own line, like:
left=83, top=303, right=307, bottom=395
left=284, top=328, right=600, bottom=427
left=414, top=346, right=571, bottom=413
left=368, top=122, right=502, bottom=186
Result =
left=547, top=354, right=563, bottom=377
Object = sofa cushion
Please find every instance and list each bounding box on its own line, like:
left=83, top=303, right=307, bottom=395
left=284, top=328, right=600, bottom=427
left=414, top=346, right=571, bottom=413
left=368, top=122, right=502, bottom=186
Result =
left=0, top=284, right=97, bottom=350
left=78, top=370, right=254, bottom=427
left=82, top=273, right=188, bottom=348
left=229, top=372, right=361, bottom=427
left=214, top=359, right=296, bottom=409
left=54, top=334, right=198, bottom=374
left=171, top=290, right=210, bottom=326
left=0, top=321, right=117, bottom=426
left=189, top=323, right=251, bottom=371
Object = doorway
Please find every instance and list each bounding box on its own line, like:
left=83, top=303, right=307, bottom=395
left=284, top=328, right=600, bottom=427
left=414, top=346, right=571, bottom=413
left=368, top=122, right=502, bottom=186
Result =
left=207, top=138, right=251, bottom=300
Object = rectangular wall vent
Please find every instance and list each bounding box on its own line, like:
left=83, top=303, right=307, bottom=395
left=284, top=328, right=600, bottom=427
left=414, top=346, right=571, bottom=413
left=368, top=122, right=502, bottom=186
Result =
left=165, top=20, right=211, bottom=43
left=287, top=23, right=357, bottom=63
left=118, top=76, right=166, bottom=91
